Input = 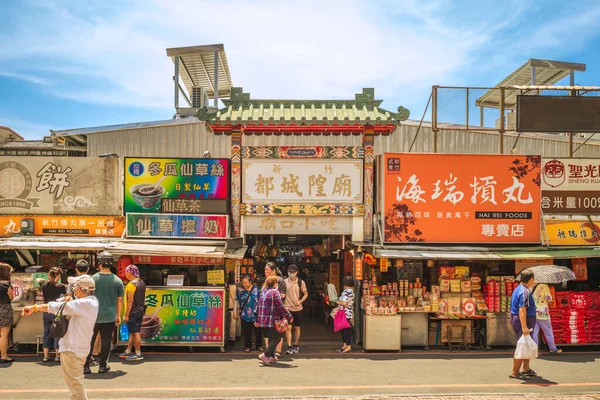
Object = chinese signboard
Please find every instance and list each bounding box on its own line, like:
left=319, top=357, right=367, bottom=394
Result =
left=329, top=262, right=340, bottom=294
left=119, top=287, right=225, bottom=345
left=132, top=255, right=224, bottom=265
left=544, top=219, right=600, bottom=246
left=0, top=157, right=121, bottom=215
left=244, top=216, right=353, bottom=235
left=126, top=214, right=228, bottom=239
left=0, top=215, right=125, bottom=237
left=382, top=154, right=541, bottom=243
left=124, top=158, right=229, bottom=214
left=207, top=270, right=225, bottom=285
left=541, top=158, right=600, bottom=214
left=242, top=159, right=363, bottom=203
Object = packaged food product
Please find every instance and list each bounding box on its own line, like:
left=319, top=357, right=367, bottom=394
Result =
left=461, top=280, right=472, bottom=293
left=439, top=299, right=448, bottom=314
left=440, top=279, right=450, bottom=292
left=454, top=266, right=470, bottom=279
left=462, top=298, right=476, bottom=316
left=450, top=279, right=462, bottom=293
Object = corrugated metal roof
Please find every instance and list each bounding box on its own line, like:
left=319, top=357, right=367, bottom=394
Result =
left=53, top=117, right=201, bottom=136
left=476, top=59, right=587, bottom=108
left=166, top=44, right=233, bottom=98
left=0, top=140, right=59, bottom=149
left=198, top=88, right=410, bottom=126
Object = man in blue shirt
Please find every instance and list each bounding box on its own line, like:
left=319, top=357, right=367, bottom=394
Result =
left=510, top=269, right=537, bottom=380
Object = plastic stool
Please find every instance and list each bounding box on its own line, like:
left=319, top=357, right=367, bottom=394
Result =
left=36, top=335, right=42, bottom=356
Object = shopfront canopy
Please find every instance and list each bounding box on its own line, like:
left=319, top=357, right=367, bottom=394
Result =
left=375, top=246, right=600, bottom=260
left=0, top=239, right=115, bottom=251
left=105, top=241, right=247, bottom=259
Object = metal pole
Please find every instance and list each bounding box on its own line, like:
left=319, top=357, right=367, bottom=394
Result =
left=569, top=133, right=574, bottom=158
left=214, top=51, right=219, bottom=108
left=531, top=66, right=536, bottom=85
left=174, top=55, right=180, bottom=110
left=570, top=71, right=575, bottom=86
left=499, top=88, right=505, bottom=154
left=480, top=106, right=484, bottom=127
left=466, top=88, right=469, bottom=130
left=432, top=86, right=438, bottom=153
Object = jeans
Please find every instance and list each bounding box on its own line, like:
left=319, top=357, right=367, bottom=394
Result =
left=85, top=322, right=115, bottom=369
left=533, top=318, right=557, bottom=351
left=241, top=319, right=262, bottom=349
left=262, top=327, right=281, bottom=358
left=42, top=313, right=59, bottom=349
left=340, top=327, right=352, bottom=346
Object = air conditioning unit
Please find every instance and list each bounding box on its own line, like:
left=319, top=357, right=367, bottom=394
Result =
left=192, top=86, right=209, bottom=108
left=494, top=113, right=517, bottom=131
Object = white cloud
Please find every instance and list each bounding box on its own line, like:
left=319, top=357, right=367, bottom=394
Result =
left=0, top=71, right=53, bottom=86
left=0, top=0, right=599, bottom=121
left=0, top=115, right=52, bottom=140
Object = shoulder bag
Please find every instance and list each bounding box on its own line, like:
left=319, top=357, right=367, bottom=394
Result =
left=50, top=303, right=69, bottom=339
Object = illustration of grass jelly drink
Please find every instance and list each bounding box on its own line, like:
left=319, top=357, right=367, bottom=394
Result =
left=140, top=313, right=162, bottom=340
left=130, top=183, right=165, bottom=210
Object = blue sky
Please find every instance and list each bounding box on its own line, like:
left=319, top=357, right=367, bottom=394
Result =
left=1, top=0, right=600, bottom=139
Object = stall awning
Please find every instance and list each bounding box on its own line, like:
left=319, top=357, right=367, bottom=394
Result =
left=106, top=242, right=225, bottom=257
left=375, top=247, right=600, bottom=260
left=0, top=239, right=114, bottom=251
left=375, top=249, right=501, bottom=260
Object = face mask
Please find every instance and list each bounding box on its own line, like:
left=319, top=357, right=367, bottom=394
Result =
left=288, top=272, right=297, bottom=278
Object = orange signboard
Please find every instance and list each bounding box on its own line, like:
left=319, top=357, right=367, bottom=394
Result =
left=545, top=219, right=600, bottom=246
left=0, top=216, right=125, bottom=237
left=355, top=257, right=363, bottom=281
left=382, top=154, right=541, bottom=243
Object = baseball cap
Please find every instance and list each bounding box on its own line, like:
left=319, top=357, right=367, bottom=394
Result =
left=288, top=264, right=299, bottom=272
left=69, top=275, right=95, bottom=291
left=125, top=264, right=140, bottom=278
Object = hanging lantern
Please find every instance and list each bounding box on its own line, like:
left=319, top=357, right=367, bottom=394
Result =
left=364, top=252, right=377, bottom=266
left=427, top=260, right=435, bottom=268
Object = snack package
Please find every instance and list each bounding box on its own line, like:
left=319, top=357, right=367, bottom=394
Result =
left=450, top=279, right=462, bottom=293
left=439, top=267, right=456, bottom=279
left=448, top=296, right=461, bottom=315
left=462, top=298, right=476, bottom=316
left=440, top=279, right=450, bottom=292
left=454, top=266, right=470, bottom=279
left=461, top=280, right=472, bottom=293
left=439, top=299, right=448, bottom=314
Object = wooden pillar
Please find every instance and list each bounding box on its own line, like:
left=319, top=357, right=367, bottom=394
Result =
left=230, top=127, right=243, bottom=237
left=363, top=127, right=375, bottom=242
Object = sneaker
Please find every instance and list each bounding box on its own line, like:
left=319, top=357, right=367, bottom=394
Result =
left=275, top=352, right=282, bottom=358
left=259, top=354, right=271, bottom=366
left=256, top=346, right=265, bottom=352
left=98, top=365, right=111, bottom=374
left=83, top=367, right=92, bottom=375
left=126, top=354, right=144, bottom=361
left=292, top=346, right=299, bottom=354
left=119, top=351, right=132, bottom=359
left=550, top=349, right=563, bottom=355
left=268, top=357, right=278, bottom=364
left=54, top=356, right=60, bottom=362
left=285, top=347, right=294, bottom=355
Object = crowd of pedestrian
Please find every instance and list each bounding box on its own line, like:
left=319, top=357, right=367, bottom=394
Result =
left=0, top=251, right=147, bottom=400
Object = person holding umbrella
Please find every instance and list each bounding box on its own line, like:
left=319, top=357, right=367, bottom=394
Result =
left=533, top=282, right=562, bottom=355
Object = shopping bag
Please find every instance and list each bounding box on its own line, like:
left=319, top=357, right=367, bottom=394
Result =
left=333, top=308, right=351, bottom=332
left=514, top=334, right=538, bottom=360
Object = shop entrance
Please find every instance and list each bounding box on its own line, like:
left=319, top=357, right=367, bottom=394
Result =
left=244, top=234, right=351, bottom=343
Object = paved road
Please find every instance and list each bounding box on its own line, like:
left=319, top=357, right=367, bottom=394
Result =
left=1, top=351, right=599, bottom=399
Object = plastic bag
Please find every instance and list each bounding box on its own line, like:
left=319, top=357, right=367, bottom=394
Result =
left=514, top=334, right=538, bottom=360
left=333, top=308, right=351, bottom=332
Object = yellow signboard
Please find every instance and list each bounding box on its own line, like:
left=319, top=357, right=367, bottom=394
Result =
left=207, top=270, right=225, bottom=285
left=545, top=220, right=600, bottom=246
left=0, top=215, right=125, bottom=237
left=380, top=258, right=389, bottom=272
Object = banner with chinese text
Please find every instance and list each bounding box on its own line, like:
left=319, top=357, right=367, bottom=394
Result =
left=124, top=158, right=229, bottom=214
left=544, top=219, right=600, bottom=246
left=132, top=255, right=224, bottom=265
left=541, top=158, right=600, bottom=214
left=126, top=214, right=228, bottom=239
left=242, top=159, right=363, bottom=203
left=382, top=154, right=541, bottom=243
left=244, top=215, right=353, bottom=235
left=0, top=157, right=121, bottom=215
left=0, top=215, right=125, bottom=237
left=572, top=258, right=588, bottom=281
left=119, top=287, right=225, bottom=345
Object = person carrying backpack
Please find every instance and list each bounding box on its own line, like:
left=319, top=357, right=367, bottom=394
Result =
left=283, top=264, right=308, bottom=354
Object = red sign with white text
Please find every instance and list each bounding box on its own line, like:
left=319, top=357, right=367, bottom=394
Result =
left=133, top=255, right=224, bottom=265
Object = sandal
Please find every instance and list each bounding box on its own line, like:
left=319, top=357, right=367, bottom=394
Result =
left=42, top=357, right=51, bottom=362
left=339, top=348, right=352, bottom=354
left=523, top=369, right=537, bottom=376
left=244, top=348, right=251, bottom=353
left=509, top=373, right=530, bottom=380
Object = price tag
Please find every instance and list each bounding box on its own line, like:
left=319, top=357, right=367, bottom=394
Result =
left=166, top=275, right=185, bottom=287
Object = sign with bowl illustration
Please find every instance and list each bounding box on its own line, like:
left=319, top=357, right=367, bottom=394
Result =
left=124, top=158, right=230, bottom=214
left=126, top=213, right=228, bottom=239
left=118, top=287, right=225, bottom=346
left=0, top=157, right=121, bottom=215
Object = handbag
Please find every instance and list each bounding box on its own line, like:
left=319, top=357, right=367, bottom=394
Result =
left=50, top=303, right=69, bottom=339
left=270, top=290, right=289, bottom=334
left=333, top=307, right=351, bottom=332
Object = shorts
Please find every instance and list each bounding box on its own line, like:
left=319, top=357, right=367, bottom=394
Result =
left=290, top=310, right=302, bottom=327
left=511, top=314, right=537, bottom=340
left=128, top=313, right=143, bottom=334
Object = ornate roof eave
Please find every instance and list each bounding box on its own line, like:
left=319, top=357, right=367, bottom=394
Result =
left=197, top=88, right=410, bottom=129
